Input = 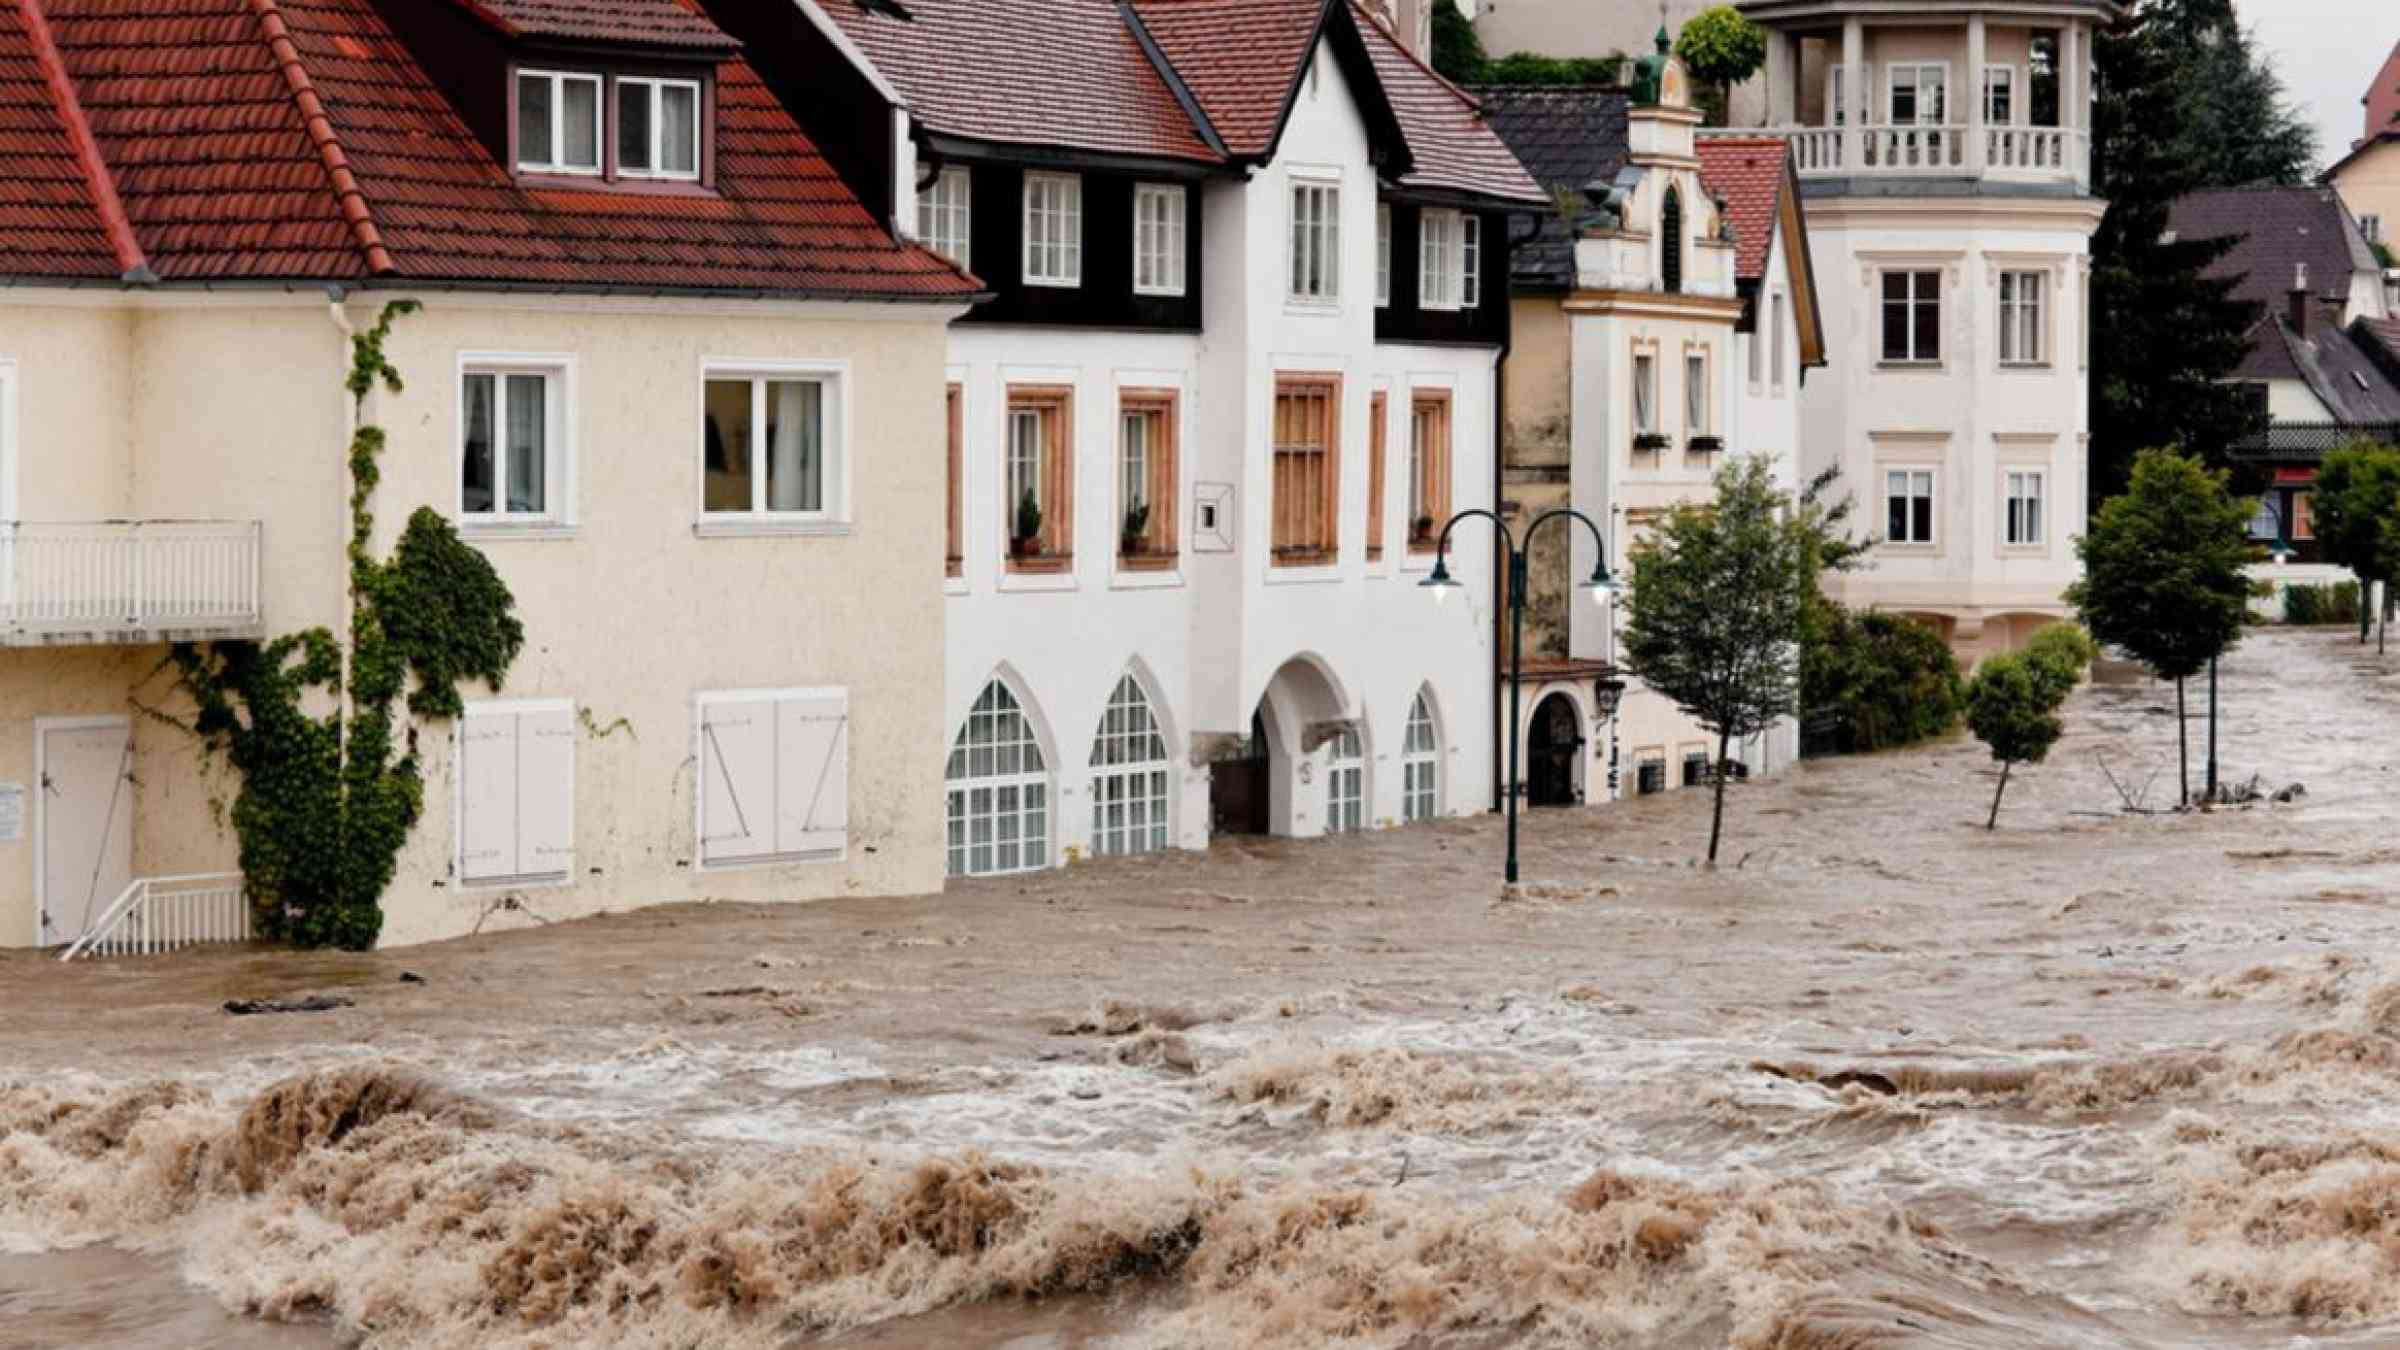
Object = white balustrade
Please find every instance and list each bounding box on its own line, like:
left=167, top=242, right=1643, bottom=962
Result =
left=1700, top=124, right=2087, bottom=190
left=0, top=520, right=262, bottom=639
left=60, top=873, right=250, bottom=960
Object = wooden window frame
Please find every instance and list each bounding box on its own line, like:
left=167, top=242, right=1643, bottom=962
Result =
left=1116, top=389, right=1179, bottom=569
left=944, top=383, right=963, bottom=577
left=1408, top=389, right=1452, bottom=554
left=1366, top=389, right=1388, bottom=560
left=1004, top=384, right=1074, bottom=573
left=1271, top=373, right=1341, bottom=566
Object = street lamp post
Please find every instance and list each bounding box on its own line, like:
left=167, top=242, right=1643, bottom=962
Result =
left=1420, top=507, right=1618, bottom=885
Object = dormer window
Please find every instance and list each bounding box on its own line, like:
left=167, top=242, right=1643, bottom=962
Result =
left=517, top=70, right=602, bottom=175
left=618, top=77, right=701, bottom=180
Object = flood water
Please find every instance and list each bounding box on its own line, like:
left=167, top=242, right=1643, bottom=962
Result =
left=6, top=626, right=2400, bottom=1348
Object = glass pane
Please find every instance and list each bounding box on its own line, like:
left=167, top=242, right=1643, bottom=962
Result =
left=663, top=84, right=699, bottom=174
left=619, top=82, right=653, bottom=172
left=517, top=74, right=551, bottom=167
left=506, top=373, right=545, bottom=513
left=462, top=373, right=496, bottom=513
left=562, top=78, right=599, bottom=169
left=703, top=378, right=753, bottom=512
left=765, top=379, right=823, bottom=512
left=1913, top=282, right=1940, bottom=361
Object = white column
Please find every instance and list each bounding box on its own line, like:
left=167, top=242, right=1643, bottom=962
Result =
left=1966, top=14, right=1987, bottom=176
left=1766, top=28, right=1795, bottom=127
left=2062, top=20, right=2085, bottom=188
left=1843, top=17, right=1865, bottom=169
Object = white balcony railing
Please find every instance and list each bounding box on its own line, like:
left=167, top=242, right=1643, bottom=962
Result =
left=1705, top=124, right=2089, bottom=190
left=59, top=873, right=250, bottom=960
left=0, top=520, right=263, bottom=642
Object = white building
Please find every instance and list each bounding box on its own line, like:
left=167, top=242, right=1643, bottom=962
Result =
left=1733, top=0, right=2113, bottom=661
left=748, top=0, right=1547, bottom=872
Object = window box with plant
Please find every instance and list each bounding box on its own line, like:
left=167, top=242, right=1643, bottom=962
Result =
left=1687, top=434, right=1725, bottom=453
left=1633, top=431, right=1673, bottom=453
left=1010, top=489, right=1045, bottom=561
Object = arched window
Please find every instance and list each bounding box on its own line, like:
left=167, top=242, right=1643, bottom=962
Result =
left=1402, top=690, right=1440, bottom=822
left=946, top=680, right=1050, bottom=877
left=1660, top=187, right=1684, bottom=294
left=1326, top=726, right=1366, bottom=833
left=1089, top=673, right=1171, bottom=857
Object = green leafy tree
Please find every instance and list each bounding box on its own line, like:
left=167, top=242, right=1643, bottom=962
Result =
left=2308, top=440, right=2400, bottom=652
left=1430, top=0, right=1486, bottom=83
left=164, top=304, right=524, bottom=949
left=1674, top=6, right=1766, bottom=126
left=2023, top=623, right=2100, bottom=705
left=1620, top=455, right=1809, bottom=863
left=1965, top=654, right=2068, bottom=829
left=2142, top=0, right=2317, bottom=187
left=2066, top=448, right=2253, bottom=806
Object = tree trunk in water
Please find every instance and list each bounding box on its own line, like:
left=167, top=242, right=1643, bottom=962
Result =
left=1987, top=759, right=2012, bottom=829
left=1706, top=729, right=1730, bottom=864
left=2176, top=677, right=2189, bottom=807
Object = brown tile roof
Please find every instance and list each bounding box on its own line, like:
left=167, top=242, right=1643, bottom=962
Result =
left=1695, top=137, right=1788, bottom=282
left=820, top=0, right=1222, bottom=165
left=0, top=3, right=128, bottom=279
left=449, top=0, right=736, bottom=51
left=1352, top=4, right=1541, bottom=205
left=5, top=0, right=976, bottom=298
left=1130, top=0, right=1320, bottom=158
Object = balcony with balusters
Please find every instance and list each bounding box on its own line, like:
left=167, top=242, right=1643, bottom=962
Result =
left=0, top=520, right=264, bottom=645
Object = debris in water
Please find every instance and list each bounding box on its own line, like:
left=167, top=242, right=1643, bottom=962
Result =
left=222, top=995, right=353, bottom=1016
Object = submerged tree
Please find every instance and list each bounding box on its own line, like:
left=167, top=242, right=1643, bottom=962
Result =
left=2067, top=449, right=2251, bottom=807
left=1620, top=455, right=1809, bottom=863
left=1965, top=654, right=2065, bottom=829
left=2309, top=441, right=2400, bottom=653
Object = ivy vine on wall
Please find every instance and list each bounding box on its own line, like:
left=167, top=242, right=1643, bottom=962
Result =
left=167, top=302, right=525, bottom=950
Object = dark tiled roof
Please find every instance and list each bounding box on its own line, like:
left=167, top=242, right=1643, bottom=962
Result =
left=1695, top=137, right=1790, bottom=283
left=2284, top=316, right=2400, bottom=423
left=824, top=0, right=1222, bottom=165
left=451, top=0, right=735, bottom=50
left=2167, top=186, right=2374, bottom=317
left=1353, top=8, right=1543, bottom=205
left=1470, top=84, right=1626, bottom=287
left=7, top=0, right=976, bottom=298
left=0, top=4, right=123, bottom=279
left=1131, top=0, right=1322, bottom=158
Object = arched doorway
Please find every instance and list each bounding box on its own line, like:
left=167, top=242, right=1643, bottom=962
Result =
left=1526, top=692, right=1584, bottom=807
left=1210, top=656, right=1350, bottom=837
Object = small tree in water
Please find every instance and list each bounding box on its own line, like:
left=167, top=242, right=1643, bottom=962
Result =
left=1965, top=626, right=2092, bottom=828
left=2308, top=440, right=2400, bottom=653
left=2066, top=448, right=2250, bottom=807
left=1620, top=455, right=1808, bottom=864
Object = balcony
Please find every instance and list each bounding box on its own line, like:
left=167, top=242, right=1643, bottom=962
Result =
left=0, top=520, right=264, bottom=645
left=1708, top=123, right=2089, bottom=192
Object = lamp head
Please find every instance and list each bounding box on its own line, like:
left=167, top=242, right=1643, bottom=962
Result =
left=1581, top=562, right=1621, bottom=604
left=1420, top=558, right=1461, bottom=605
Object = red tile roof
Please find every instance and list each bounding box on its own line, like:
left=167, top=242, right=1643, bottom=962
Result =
left=1695, top=137, right=1789, bottom=283
left=1350, top=3, right=1541, bottom=205
left=821, top=0, right=1222, bottom=165
left=0, top=2, right=130, bottom=279
left=6, top=0, right=976, bottom=298
left=1130, top=0, right=1320, bottom=158
left=449, top=0, right=735, bottom=51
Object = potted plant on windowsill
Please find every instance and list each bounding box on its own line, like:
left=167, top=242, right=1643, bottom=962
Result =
left=1688, top=434, right=1725, bottom=453
left=1010, top=489, right=1044, bottom=560
left=1633, top=431, right=1672, bottom=453
left=1412, top=514, right=1438, bottom=548
left=1121, top=500, right=1151, bottom=556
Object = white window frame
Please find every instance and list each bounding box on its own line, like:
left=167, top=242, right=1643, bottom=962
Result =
left=2364, top=214, right=2384, bottom=245
left=1288, top=171, right=1342, bottom=305
left=1462, top=215, right=1482, bottom=309
left=1420, top=207, right=1464, bottom=311
left=1982, top=65, right=2018, bottom=126
left=1326, top=727, right=1366, bottom=833
left=1132, top=183, right=1187, bottom=297
left=1885, top=468, right=1937, bottom=545
left=455, top=697, right=576, bottom=890
left=1886, top=62, right=1950, bottom=126
left=1088, top=674, right=1172, bottom=857
left=917, top=165, right=971, bottom=269
left=1633, top=351, right=1657, bottom=432
left=2004, top=469, right=2046, bottom=547
left=697, top=357, right=850, bottom=531
left=1770, top=289, right=1787, bottom=391
left=1998, top=269, right=2048, bottom=366
left=1376, top=203, right=1392, bottom=308
left=616, top=75, right=702, bottom=181
left=516, top=69, right=603, bottom=176
left=1023, top=172, right=1083, bottom=288
left=1685, top=349, right=1709, bottom=436
left=458, top=353, right=576, bottom=528
left=1402, top=691, right=1440, bottom=822
left=947, top=680, right=1052, bottom=877
left=694, top=687, right=851, bottom=871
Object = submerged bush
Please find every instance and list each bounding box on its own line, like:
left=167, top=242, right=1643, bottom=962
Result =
left=1801, top=608, right=1963, bottom=753
left=2282, top=581, right=2361, bottom=626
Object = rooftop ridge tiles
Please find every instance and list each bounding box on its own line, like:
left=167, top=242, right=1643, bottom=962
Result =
left=17, top=0, right=147, bottom=279
left=248, top=0, right=392, bottom=274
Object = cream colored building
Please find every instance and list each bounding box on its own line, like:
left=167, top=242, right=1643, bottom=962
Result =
left=2, top=0, right=974, bottom=951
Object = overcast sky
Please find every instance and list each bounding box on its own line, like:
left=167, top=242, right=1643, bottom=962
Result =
left=2238, top=0, right=2394, bottom=170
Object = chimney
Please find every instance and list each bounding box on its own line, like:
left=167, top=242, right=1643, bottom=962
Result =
left=2288, top=262, right=2309, bottom=335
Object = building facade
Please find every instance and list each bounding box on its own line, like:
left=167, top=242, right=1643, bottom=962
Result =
left=734, top=0, right=1545, bottom=873
left=0, top=0, right=974, bottom=950
left=1732, top=0, right=2113, bottom=661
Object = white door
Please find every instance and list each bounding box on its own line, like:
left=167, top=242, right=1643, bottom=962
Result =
left=37, top=717, right=132, bottom=947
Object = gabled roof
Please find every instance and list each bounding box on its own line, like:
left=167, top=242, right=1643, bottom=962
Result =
left=2168, top=186, right=2378, bottom=316
left=449, top=0, right=737, bottom=50
left=818, top=0, right=1224, bottom=165
left=0, top=2, right=134, bottom=280
left=2323, top=130, right=2400, bottom=186
left=1469, top=84, right=1628, bottom=287
left=1352, top=8, right=1542, bottom=205
left=1695, top=137, right=1787, bottom=283
left=1131, top=0, right=1325, bottom=158
left=1, top=0, right=976, bottom=299
left=2278, top=313, right=2400, bottom=423
left=2362, top=38, right=2400, bottom=148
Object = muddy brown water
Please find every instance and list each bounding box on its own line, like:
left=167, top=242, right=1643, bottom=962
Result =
left=7, top=627, right=2400, bottom=1349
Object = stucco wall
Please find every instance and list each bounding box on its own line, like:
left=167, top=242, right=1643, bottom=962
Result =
left=2332, top=140, right=2400, bottom=256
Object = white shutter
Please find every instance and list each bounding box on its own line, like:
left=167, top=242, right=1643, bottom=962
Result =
left=459, top=711, right=519, bottom=882
left=517, top=704, right=575, bottom=881
left=700, top=696, right=775, bottom=864
left=775, top=691, right=848, bottom=857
